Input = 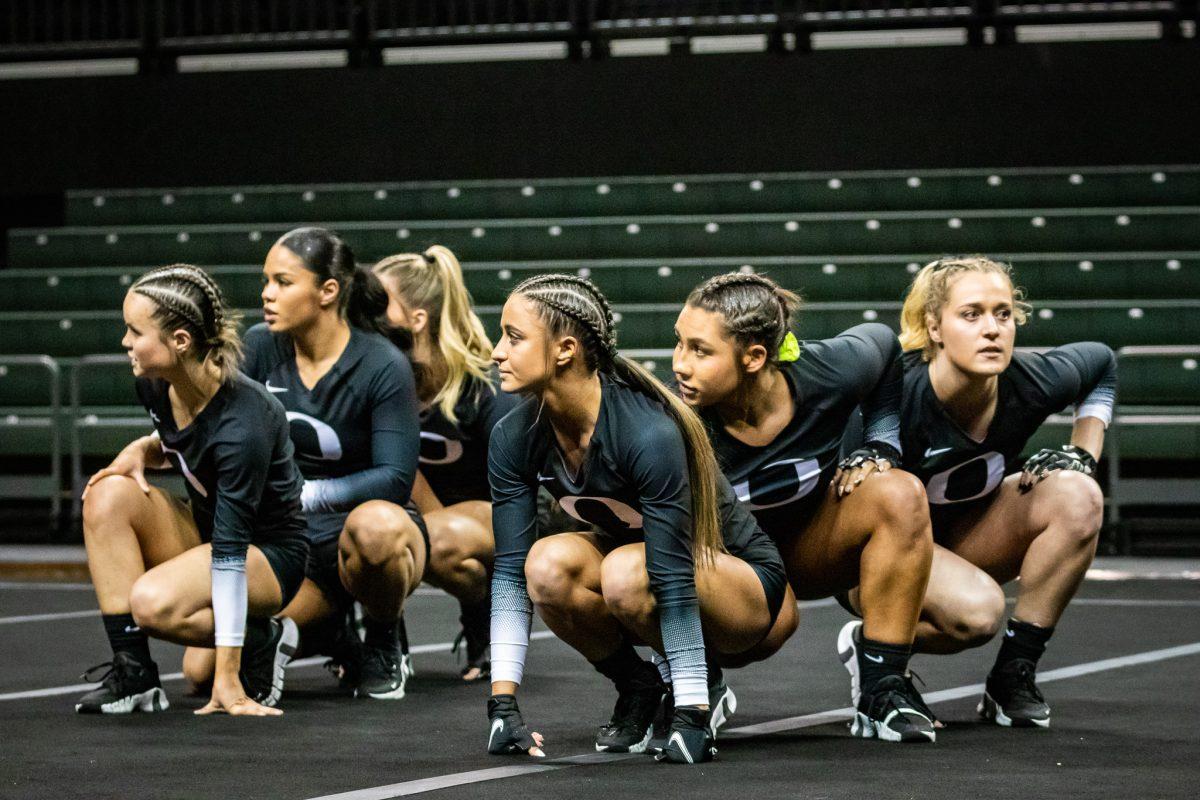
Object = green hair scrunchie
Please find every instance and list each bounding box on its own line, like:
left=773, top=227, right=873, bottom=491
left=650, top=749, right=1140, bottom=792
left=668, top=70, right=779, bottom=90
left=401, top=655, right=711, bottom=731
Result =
left=777, top=331, right=801, bottom=362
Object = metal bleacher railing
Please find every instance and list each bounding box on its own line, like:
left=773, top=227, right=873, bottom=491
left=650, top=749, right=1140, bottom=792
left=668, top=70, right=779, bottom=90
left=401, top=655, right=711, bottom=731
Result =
left=1, top=1, right=1196, bottom=68
left=0, top=355, right=61, bottom=519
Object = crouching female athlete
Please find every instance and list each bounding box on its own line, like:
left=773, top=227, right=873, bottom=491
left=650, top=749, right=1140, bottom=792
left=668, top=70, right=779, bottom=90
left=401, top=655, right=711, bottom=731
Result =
left=183, top=227, right=427, bottom=700
left=485, top=274, right=795, bottom=764
left=374, top=246, right=519, bottom=681
left=672, top=272, right=937, bottom=743
left=77, top=264, right=308, bottom=716
left=895, top=256, right=1115, bottom=728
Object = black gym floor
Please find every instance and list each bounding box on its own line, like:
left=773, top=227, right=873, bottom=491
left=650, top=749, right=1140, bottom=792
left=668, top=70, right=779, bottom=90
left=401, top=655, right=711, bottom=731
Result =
left=1, top=569, right=1197, bottom=800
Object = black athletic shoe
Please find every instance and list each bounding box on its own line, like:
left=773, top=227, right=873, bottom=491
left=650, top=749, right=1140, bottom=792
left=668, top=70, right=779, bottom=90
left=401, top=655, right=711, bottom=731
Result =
left=240, top=617, right=299, bottom=708
left=979, top=658, right=1051, bottom=728
left=655, top=706, right=716, bottom=764
left=902, top=669, right=941, bottom=727
left=647, top=685, right=675, bottom=754
left=320, top=605, right=365, bottom=690
left=594, top=664, right=666, bottom=753
left=453, top=599, right=491, bottom=681
left=850, top=674, right=937, bottom=743
left=75, top=652, right=169, bottom=714
left=357, top=628, right=408, bottom=700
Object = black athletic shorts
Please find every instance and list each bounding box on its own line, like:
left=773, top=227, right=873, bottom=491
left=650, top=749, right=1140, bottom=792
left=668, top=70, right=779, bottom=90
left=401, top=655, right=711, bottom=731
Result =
left=748, top=560, right=789, bottom=630
left=257, top=534, right=309, bottom=609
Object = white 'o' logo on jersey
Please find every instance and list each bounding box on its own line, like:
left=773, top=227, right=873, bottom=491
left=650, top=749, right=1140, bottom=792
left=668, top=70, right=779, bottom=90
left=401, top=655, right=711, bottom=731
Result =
left=733, top=457, right=821, bottom=512
left=558, top=496, right=644, bottom=530
left=925, top=451, right=1005, bottom=504
left=285, top=412, right=343, bottom=460
left=419, top=431, right=464, bottom=465
left=158, top=442, right=208, bottom=497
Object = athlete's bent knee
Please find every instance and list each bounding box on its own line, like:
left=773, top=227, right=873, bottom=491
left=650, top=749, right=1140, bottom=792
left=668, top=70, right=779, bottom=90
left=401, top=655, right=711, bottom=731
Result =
left=128, top=577, right=177, bottom=635
left=525, top=539, right=587, bottom=606
left=343, top=501, right=408, bottom=567
left=428, top=515, right=478, bottom=571
left=1040, top=470, right=1104, bottom=542
left=867, top=470, right=931, bottom=534
left=82, top=475, right=141, bottom=532
left=600, top=549, right=654, bottom=624
left=948, top=582, right=1006, bottom=648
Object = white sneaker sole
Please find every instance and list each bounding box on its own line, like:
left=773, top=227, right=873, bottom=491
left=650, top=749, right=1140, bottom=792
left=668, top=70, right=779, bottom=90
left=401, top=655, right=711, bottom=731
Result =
left=595, top=724, right=653, bottom=754
left=261, top=617, right=299, bottom=708
left=850, top=709, right=936, bottom=743
left=836, top=620, right=863, bottom=708
left=978, top=692, right=1050, bottom=728
left=77, top=686, right=169, bottom=715
left=709, top=684, right=737, bottom=739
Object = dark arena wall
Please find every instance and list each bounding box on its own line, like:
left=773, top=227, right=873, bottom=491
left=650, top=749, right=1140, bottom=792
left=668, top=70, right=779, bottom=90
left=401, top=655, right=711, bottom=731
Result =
left=2, top=39, right=1199, bottom=197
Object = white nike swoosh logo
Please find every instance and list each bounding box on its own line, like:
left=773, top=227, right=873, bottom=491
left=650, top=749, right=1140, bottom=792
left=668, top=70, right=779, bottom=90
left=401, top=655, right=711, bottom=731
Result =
left=1005, top=629, right=1015, bottom=638
left=536, top=474, right=555, bottom=483
left=667, top=732, right=693, bottom=764
left=265, top=381, right=287, bottom=393
left=123, top=625, right=140, bottom=633
left=488, top=718, right=504, bottom=750
left=924, top=446, right=952, bottom=458
left=864, top=652, right=885, bottom=663
left=149, top=411, right=160, bottom=422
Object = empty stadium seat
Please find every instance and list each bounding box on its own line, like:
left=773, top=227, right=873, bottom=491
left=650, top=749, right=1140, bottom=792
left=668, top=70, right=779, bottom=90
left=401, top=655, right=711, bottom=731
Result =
left=12, top=208, right=1200, bottom=269
left=64, top=167, right=1200, bottom=226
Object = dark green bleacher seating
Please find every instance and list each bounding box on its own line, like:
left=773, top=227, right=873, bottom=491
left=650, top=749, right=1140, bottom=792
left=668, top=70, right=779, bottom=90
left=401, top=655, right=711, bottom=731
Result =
left=64, top=167, right=1200, bottom=225
left=5, top=254, right=1195, bottom=313
left=3, top=301, right=1194, bottom=359
left=1116, top=347, right=1200, bottom=406
left=12, top=209, right=1200, bottom=269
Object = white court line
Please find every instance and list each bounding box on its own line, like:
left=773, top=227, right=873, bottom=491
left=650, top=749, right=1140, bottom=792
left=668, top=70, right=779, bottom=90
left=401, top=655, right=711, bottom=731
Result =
left=302, top=640, right=1200, bottom=800
left=0, top=582, right=95, bottom=591
left=0, top=631, right=559, bottom=702
left=1070, top=598, right=1200, bottom=607
left=0, top=610, right=99, bottom=625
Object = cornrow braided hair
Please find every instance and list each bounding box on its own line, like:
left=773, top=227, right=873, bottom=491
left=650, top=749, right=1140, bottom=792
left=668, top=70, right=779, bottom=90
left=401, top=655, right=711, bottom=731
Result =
left=130, top=264, right=243, bottom=381
left=513, top=274, right=619, bottom=371
left=686, top=271, right=801, bottom=363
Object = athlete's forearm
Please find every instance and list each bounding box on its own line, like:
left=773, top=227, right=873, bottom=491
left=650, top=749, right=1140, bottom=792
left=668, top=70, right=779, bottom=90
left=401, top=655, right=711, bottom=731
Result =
left=1069, top=416, right=1106, bottom=462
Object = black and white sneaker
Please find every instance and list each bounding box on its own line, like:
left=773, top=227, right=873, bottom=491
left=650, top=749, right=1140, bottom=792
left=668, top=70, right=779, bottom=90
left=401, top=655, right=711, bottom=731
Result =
left=839, top=620, right=941, bottom=728
left=594, top=664, right=665, bottom=753
left=240, top=617, right=299, bottom=708
left=452, top=599, right=490, bottom=682
left=837, top=620, right=865, bottom=708
left=979, top=658, right=1051, bottom=728
left=655, top=706, right=716, bottom=764
left=357, top=631, right=408, bottom=700
left=75, top=652, right=169, bottom=714
left=851, top=674, right=937, bottom=743
left=707, top=675, right=737, bottom=739
left=647, top=685, right=676, bottom=754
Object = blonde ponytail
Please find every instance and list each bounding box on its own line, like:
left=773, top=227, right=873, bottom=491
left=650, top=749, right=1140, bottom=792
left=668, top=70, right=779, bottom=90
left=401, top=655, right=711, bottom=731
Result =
left=899, top=256, right=1031, bottom=362
left=373, top=246, right=493, bottom=422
